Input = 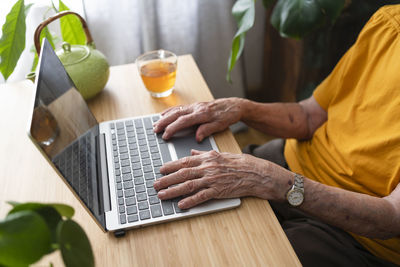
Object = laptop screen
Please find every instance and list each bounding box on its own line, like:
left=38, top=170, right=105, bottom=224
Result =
left=29, top=39, right=105, bottom=228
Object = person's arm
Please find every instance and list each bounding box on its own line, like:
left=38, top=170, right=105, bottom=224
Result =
left=154, top=150, right=400, bottom=239
left=300, top=178, right=400, bottom=239
left=241, top=96, right=327, bottom=140
left=153, top=96, right=327, bottom=141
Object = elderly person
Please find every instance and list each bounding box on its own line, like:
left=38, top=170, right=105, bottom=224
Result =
left=153, top=5, right=400, bottom=267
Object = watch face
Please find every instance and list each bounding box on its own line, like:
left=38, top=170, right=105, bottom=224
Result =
left=288, top=189, right=304, bottom=206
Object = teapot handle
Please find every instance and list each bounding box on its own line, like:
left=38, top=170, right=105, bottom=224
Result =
left=34, top=11, right=94, bottom=56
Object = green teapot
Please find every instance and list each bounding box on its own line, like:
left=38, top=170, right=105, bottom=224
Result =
left=34, top=11, right=109, bottom=100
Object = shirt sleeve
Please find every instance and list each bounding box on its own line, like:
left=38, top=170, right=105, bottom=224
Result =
left=312, top=43, right=354, bottom=110
left=313, top=6, right=393, bottom=111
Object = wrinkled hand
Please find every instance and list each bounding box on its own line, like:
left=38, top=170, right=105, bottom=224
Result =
left=153, top=150, right=292, bottom=209
left=153, top=98, right=245, bottom=142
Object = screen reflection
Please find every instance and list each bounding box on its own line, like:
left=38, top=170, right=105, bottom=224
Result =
left=29, top=40, right=103, bottom=224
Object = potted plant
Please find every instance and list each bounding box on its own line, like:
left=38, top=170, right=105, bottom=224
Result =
left=0, top=201, right=94, bottom=267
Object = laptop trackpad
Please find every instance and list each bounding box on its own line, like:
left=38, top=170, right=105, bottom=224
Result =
left=171, top=136, right=213, bottom=158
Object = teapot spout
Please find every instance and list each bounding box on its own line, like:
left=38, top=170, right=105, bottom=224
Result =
left=25, top=72, right=36, bottom=83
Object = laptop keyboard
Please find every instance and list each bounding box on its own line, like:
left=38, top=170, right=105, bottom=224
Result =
left=110, top=115, right=186, bottom=225
left=53, top=131, right=94, bottom=210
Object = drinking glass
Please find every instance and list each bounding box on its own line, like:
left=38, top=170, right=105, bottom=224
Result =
left=136, top=50, right=178, bottom=98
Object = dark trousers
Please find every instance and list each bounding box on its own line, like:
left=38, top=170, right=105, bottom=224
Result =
left=243, top=139, right=398, bottom=267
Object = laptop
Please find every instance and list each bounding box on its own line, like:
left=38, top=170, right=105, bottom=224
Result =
left=27, top=39, right=240, bottom=235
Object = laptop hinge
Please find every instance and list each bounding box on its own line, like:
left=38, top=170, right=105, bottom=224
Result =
left=96, top=134, right=111, bottom=213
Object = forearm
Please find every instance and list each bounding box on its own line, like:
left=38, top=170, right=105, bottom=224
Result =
left=299, top=178, right=399, bottom=239
left=255, top=163, right=399, bottom=239
left=239, top=99, right=311, bottom=139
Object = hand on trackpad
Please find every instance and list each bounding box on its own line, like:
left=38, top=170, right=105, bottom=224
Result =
left=172, top=126, right=197, bottom=138
left=169, top=128, right=213, bottom=158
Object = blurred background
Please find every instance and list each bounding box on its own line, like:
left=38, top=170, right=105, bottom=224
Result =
left=0, top=0, right=266, bottom=100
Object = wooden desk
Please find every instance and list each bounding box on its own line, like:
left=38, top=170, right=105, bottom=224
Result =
left=0, top=55, right=301, bottom=266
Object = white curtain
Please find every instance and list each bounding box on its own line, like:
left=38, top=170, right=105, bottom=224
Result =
left=2, top=0, right=266, bottom=99
left=83, top=0, right=266, bottom=98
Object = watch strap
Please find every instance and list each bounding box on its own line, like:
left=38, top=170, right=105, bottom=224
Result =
left=293, top=173, right=304, bottom=191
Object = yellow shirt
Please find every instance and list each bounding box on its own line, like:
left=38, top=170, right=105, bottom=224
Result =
left=284, top=5, right=400, bottom=265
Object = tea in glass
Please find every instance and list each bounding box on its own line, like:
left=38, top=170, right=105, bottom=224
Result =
left=136, top=50, right=177, bottom=98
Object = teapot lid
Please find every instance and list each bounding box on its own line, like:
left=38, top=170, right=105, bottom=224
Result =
left=57, top=42, right=90, bottom=66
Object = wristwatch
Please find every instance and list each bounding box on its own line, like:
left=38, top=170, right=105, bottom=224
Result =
left=286, top=173, right=304, bottom=207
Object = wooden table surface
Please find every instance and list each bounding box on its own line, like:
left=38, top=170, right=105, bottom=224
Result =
left=0, top=55, right=301, bottom=266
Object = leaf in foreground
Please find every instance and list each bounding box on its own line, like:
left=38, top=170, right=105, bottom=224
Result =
left=8, top=203, right=62, bottom=246
left=7, top=202, right=74, bottom=245
left=0, top=211, right=51, bottom=266
left=48, top=203, right=75, bottom=218
left=57, top=219, right=94, bottom=267
left=6, top=201, right=20, bottom=207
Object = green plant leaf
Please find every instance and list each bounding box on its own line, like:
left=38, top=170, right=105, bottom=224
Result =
left=0, top=0, right=27, bottom=81
left=49, top=203, right=75, bottom=218
left=262, top=0, right=275, bottom=9
left=6, top=202, right=75, bottom=242
left=0, top=210, right=51, bottom=266
left=7, top=202, right=74, bottom=221
left=40, top=27, right=56, bottom=49
left=57, top=219, right=94, bottom=267
left=7, top=202, right=44, bottom=215
left=226, top=0, right=255, bottom=82
left=6, top=201, right=20, bottom=207
left=59, top=0, right=86, bottom=45
left=31, top=26, right=56, bottom=71
left=35, top=207, right=62, bottom=246
left=8, top=203, right=62, bottom=246
left=270, top=0, right=345, bottom=38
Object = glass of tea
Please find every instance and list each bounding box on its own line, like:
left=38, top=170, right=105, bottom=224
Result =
left=136, top=50, right=178, bottom=98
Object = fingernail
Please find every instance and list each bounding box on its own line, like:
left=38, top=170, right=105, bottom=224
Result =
left=158, top=190, right=166, bottom=197
left=178, top=200, right=186, bottom=208
left=153, top=181, right=159, bottom=188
